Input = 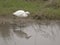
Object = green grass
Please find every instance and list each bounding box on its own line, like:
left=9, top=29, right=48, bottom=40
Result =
left=0, top=0, right=60, bottom=20
left=0, top=0, right=41, bottom=14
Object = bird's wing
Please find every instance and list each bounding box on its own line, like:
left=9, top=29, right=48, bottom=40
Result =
left=13, top=11, right=23, bottom=15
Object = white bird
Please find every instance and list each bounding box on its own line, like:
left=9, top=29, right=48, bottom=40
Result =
left=13, top=10, right=30, bottom=17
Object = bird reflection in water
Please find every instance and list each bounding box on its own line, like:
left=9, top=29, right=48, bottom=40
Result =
left=13, top=30, right=31, bottom=39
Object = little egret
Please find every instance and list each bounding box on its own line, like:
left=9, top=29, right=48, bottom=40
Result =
left=12, top=10, right=30, bottom=35
left=13, top=10, right=30, bottom=17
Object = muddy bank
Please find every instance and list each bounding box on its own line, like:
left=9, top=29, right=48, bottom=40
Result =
left=0, top=15, right=60, bottom=25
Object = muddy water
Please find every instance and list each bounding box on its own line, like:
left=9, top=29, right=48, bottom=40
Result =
left=0, top=21, right=60, bottom=45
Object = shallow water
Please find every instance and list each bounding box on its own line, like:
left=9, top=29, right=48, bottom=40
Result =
left=0, top=21, right=60, bottom=45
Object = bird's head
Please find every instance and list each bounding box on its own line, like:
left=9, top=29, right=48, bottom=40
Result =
left=25, top=11, right=30, bottom=15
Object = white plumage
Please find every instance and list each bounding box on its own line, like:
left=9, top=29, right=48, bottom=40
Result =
left=13, top=10, right=30, bottom=17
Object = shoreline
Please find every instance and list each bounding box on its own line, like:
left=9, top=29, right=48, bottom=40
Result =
left=0, top=15, right=60, bottom=25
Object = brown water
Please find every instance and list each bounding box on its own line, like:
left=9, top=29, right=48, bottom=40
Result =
left=0, top=21, right=60, bottom=45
